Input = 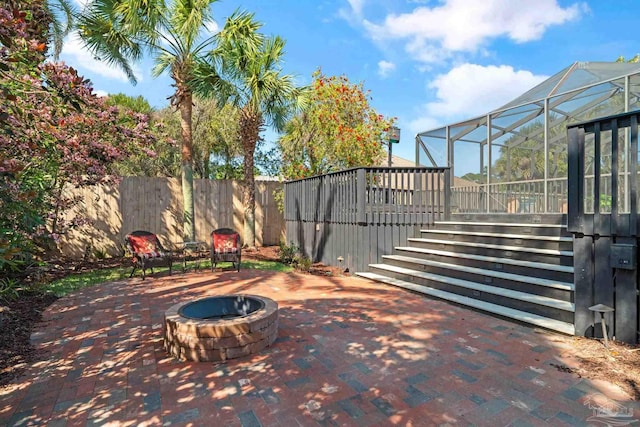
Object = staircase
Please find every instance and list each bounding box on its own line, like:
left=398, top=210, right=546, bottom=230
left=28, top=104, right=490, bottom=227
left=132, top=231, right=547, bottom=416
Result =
left=356, top=220, right=575, bottom=335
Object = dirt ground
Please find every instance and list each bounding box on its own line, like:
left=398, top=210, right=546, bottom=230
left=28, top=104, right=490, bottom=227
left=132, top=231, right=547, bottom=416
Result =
left=1, top=247, right=639, bottom=400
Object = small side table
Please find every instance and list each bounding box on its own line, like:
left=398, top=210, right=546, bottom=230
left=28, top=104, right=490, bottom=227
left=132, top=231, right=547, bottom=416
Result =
left=178, top=241, right=208, bottom=271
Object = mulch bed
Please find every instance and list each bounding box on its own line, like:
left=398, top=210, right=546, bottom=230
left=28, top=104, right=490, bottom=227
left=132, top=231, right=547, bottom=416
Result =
left=1, top=248, right=639, bottom=400
left=0, top=292, right=57, bottom=387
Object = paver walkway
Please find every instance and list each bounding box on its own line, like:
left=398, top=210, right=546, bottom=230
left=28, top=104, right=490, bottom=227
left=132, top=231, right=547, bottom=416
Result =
left=1, top=268, right=638, bottom=426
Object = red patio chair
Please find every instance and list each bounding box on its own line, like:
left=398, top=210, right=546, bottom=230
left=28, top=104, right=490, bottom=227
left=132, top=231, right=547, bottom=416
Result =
left=210, top=228, right=241, bottom=272
left=125, top=230, right=173, bottom=279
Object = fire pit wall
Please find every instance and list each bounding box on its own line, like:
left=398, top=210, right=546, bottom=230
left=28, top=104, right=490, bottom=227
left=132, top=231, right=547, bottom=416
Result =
left=163, top=295, right=278, bottom=362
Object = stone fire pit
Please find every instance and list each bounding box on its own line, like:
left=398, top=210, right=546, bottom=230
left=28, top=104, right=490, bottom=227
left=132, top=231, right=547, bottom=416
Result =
left=163, top=294, right=278, bottom=362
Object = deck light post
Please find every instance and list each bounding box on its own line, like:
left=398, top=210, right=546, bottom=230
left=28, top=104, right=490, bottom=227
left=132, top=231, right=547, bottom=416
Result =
left=387, top=126, right=400, bottom=167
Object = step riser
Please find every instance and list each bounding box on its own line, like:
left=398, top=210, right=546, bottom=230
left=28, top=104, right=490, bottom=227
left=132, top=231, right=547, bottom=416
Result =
left=369, top=266, right=574, bottom=323
left=393, top=249, right=574, bottom=283
left=449, top=214, right=566, bottom=225
left=419, top=232, right=573, bottom=251
left=432, top=223, right=571, bottom=237
left=383, top=258, right=574, bottom=301
left=408, top=241, right=573, bottom=266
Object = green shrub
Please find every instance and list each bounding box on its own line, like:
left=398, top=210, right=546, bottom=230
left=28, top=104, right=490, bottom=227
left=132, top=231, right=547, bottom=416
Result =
left=0, top=278, right=21, bottom=301
left=293, top=254, right=312, bottom=272
left=278, top=241, right=299, bottom=265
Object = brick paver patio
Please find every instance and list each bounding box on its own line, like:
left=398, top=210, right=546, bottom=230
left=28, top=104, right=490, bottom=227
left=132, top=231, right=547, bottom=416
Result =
left=1, top=268, right=638, bottom=426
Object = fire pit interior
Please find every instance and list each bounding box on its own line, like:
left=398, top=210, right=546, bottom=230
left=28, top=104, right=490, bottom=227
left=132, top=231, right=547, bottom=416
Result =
left=164, top=294, right=278, bottom=362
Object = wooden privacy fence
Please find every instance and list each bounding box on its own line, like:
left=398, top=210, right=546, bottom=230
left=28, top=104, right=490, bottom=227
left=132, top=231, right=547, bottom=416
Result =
left=57, top=177, right=285, bottom=258
left=284, top=167, right=450, bottom=272
left=568, top=110, right=640, bottom=343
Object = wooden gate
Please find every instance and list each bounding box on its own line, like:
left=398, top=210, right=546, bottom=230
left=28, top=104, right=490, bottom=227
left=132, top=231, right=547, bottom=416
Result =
left=567, top=110, right=640, bottom=343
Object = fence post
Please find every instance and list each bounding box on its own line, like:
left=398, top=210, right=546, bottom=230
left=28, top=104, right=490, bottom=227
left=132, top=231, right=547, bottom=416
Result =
left=356, top=168, right=366, bottom=225
left=443, top=168, right=451, bottom=221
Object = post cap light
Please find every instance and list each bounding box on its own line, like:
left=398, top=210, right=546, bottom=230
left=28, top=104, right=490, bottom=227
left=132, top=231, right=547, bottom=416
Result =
left=388, top=126, right=400, bottom=144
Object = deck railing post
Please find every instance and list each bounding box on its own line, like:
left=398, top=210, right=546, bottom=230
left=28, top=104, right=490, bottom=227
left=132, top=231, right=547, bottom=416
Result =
left=356, top=168, right=367, bottom=225
left=443, top=168, right=451, bottom=221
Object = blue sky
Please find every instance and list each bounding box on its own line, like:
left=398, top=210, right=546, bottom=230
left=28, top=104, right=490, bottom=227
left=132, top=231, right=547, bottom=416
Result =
left=60, top=0, right=640, bottom=163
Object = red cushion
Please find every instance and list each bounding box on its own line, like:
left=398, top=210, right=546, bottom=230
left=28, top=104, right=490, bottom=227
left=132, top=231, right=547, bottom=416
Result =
left=128, top=234, right=159, bottom=256
left=213, top=233, right=239, bottom=254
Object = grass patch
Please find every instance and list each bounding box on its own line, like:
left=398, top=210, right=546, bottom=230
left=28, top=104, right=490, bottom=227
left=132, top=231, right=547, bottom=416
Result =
left=213, top=259, right=293, bottom=273
left=46, top=259, right=292, bottom=297
left=46, top=266, right=132, bottom=297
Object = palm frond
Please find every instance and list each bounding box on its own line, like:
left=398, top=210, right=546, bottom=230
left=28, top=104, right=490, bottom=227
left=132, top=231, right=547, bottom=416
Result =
left=214, top=9, right=262, bottom=63
left=77, top=0, right=145, bottom=84
left=191, top=58, right=236, bottom=102
left=152, top=50, right=176, bottom=78
left=112, top=0, right=166, bottom=36
left=47, top=0, right=77, bottom=58
left=169, top=0, right=217, bottom=50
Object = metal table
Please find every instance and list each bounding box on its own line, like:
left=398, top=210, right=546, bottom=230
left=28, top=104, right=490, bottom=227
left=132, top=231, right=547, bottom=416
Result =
left=178, top=241, right=208, bottom=271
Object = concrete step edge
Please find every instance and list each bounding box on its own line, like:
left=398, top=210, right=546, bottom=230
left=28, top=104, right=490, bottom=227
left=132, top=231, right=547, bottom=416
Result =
left=407, top=238, right=574, bottom=257
left=356, top=271, right=575, bottom=335
left=420, top=229, right=572, bottom=242
left=394, top=246, right=574, bottom=274
left=382, top=254, right=574, bottom=291
left=368, top=263, right=574, bottom=312
left=433, top=221, right=565, bottom=228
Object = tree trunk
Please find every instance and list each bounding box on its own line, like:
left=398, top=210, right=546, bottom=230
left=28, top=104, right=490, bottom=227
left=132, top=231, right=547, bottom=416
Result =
left=179, top=92, right=195, bottom=242
left=239, top=109, right=262, bottom=248
left=243, top=147, right=256, bottom=248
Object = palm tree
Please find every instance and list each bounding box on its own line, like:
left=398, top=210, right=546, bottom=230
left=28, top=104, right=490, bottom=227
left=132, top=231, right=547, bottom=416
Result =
left=77, top=0, right=219, bottom=241
left=194, top=11, right=305, bottom=247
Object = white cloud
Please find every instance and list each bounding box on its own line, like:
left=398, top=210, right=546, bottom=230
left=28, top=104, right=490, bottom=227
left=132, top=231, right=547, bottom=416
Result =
left=73, top=0, right=89, bottom=9
left=364, top=0, right=587, bottom=63
left=347, top=0, right=365, bottom=16
left=377, top=60, right=396, bottom=78
left=338, top=0, right=367, bottom=24
left=60, top=32, right=143, bottom=83
left=204, top=20, right=219, bottom=35
left=408, top=115, right=440, bottom=136
left=408, top=63, right=547, bottom=134
left=93, top=89, right=108, bottom=98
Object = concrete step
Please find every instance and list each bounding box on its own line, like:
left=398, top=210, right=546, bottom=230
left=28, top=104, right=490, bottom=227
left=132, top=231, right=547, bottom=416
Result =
left=394, top=246, right=574, bottom=274
left=368, top=263, right=574, bottom=312
left=422, top=229, right=572, bottom=242
left=432, top=221, right=570, bottom=237
left=382, top=254, right=574, bottom=292
left=434, top=221, right=565, bottom=229
left=356, top=271, right=575, bottom=335
left=407, top=238, right=573, bottom=257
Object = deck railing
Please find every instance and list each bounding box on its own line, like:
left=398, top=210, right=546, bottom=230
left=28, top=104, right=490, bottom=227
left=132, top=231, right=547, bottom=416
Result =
left=283, top=167, right=450, bottom=272
left=284, top=166, right=451, bottom=226
left=451, top=177, right=568, bottom=214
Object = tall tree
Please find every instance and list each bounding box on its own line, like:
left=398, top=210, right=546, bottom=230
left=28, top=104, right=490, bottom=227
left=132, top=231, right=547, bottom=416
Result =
left=278, top=70, right=394, bottom=180
left=104, top=93, right=180, bottom=178
left=194, top=11, right=304, bottom=247
left=140, top=98, right=243, bottom=179
left=77, top=0, right=219, bottom=241
left=105, top=92, right=154, bottom=114
left=0, top=6, right=155, bottom=269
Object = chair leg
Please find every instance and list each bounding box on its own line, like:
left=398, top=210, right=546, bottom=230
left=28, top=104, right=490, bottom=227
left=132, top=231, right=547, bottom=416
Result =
left=129, top=266, right=136, bottom=278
